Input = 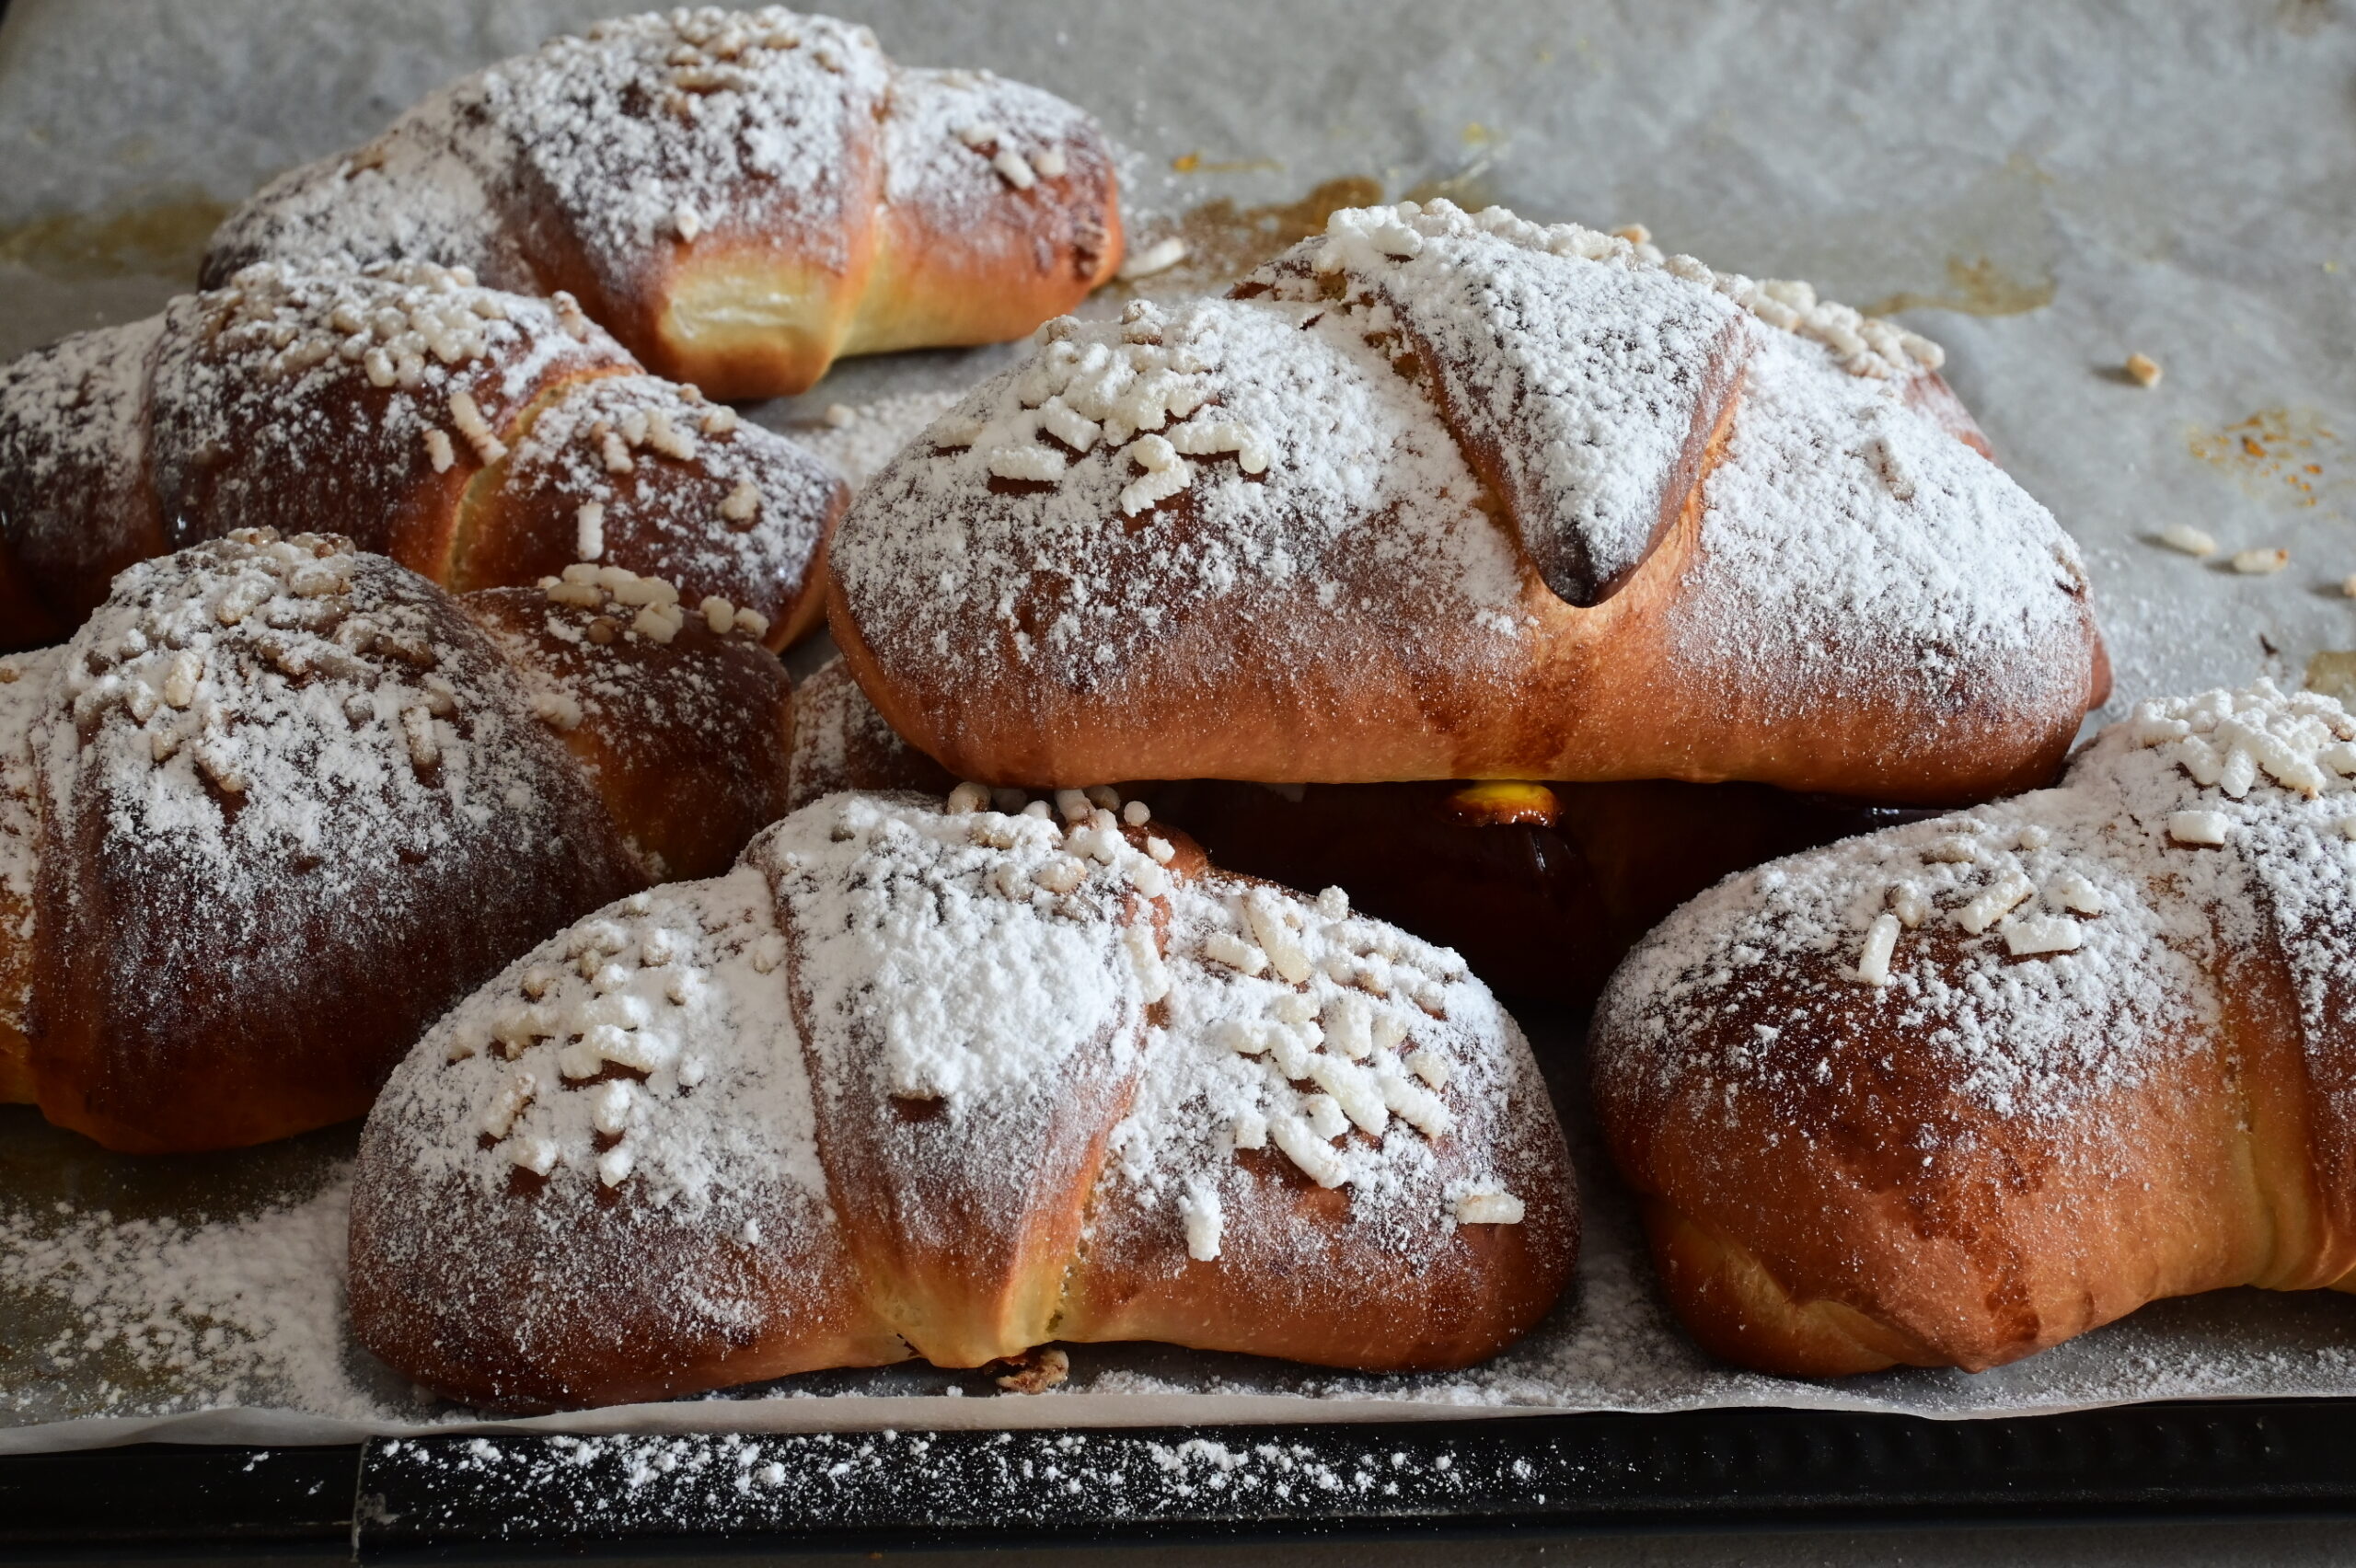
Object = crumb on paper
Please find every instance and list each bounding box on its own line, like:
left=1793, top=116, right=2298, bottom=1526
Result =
left=2158, top=523, right=2216, bottom=557
left=1118, top=237, right=1189, bottom=281
left=822, top=403, right=856, bottom=429
left=2232, top=547, right=2289, bottom=575
left=2125, top=352, right=2162, bottom=387
left=1611, top=223, right=1650, bottom=245
left=991, top=1347, right=1070, bottom=1393
left=2343, top=574, right=2356, bottom=599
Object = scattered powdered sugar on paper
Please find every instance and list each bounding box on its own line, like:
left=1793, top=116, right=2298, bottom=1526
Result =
left=0, top=1160, right=378, bottom=1424
left=789, top=390, right=965, bottom=491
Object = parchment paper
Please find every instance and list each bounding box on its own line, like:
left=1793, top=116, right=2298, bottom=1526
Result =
left=3, top=0, right=2354, bottom=1452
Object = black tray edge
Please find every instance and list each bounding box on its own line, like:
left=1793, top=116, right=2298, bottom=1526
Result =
left=19, top=1397, right=2356, bottom=1560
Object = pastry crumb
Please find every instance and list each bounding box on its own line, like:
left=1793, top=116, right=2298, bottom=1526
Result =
left=2158, top=523, right=2216, bottom=557
left=2232, top=547, right=2289, bottom=575
left=991, top=1347, right=1069, bottom=1393
left=1118, top=236, right=1189, bottom=281
left=2125, top=352, right=2163, bottom=387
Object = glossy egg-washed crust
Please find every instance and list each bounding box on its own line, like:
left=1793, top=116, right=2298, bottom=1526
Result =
left=0, top=262, right=845, bottom=653
left=0, top=531, right=792, bottom=1152
left=199, top=9, right=1122, bottom=398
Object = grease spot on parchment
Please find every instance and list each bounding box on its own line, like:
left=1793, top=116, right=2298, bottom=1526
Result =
left=1864, top=254, right=2057, bottom=318
left=1168, top=152, right=1285, bottom=176
left=2306, top=650, right=2356, bottom=707
left=2189, top=409, right=2344, bottom=509
left=0, top=192, right=228, bottom=281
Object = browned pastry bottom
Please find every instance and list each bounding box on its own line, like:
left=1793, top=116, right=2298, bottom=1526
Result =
left=1142, top=780, right=1939, bottom=1010
left=783, top=661, right=1943, bottom=1011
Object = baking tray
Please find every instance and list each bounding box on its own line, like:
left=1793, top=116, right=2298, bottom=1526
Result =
left=7, top=1400, right=2356, bottom=1559
left=6, top=0, right=2356, bottom=1551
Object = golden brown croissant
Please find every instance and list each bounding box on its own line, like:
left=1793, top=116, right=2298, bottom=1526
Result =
left=200, top=9, right=1123, bottom=398
left=0, top=529, right=791, bottom=1153
left=784, top=656, right=1933, bottom=1008
left=1592, top=679, right=2356, bottom=1375
left=828, top=201, right=2107, bottom=805
left=0, top=259, right=845, bottom=653
left=351, top=786, right=1576, bottom=1410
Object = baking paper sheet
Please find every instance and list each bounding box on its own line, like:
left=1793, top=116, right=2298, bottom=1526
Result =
left=3, top=0, right=2355, bottom=1451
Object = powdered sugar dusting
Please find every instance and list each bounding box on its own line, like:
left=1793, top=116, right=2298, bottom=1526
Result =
left=757, top=792, right=1149, bottom=1106
left=0, top=318, right=162, bottom=628
left=1596, top=680, right=2356, bottom=1129
left=494, top=372, right=843, bottom=635
left=205, top=10, right=893, bottom=305
left=833, top=294, right=1526, bottom=698
left=1261, top=202, right=1748, bottom=605
left=1669, top=326, right=2091, bottom=739
left=145, top=260, right=629, bottom=559
left=0, top=1161, right=375, bottom=1422
left=381, top=867, right=822, bottom=1217
left=0, top=648, right=59, bottom=909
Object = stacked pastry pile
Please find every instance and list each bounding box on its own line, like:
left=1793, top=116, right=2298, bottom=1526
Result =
left=817, top=196, right=2108, bottom=1009
left=0, top=9, right=1585, bottom=1412
left=15, top=3, right=2293, bottom=1413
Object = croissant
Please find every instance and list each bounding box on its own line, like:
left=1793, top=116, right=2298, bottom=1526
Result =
left=200, top=9, right=1123, bottom=399
left=0, top=259, right=846, bottom=655
left=828, top=201, right=2108, bottom=805
left=350, top=786, right=1576, bottom=1410
left=0, top=529, right=791, bottom=1153
left=786, top=657, right=1929, bottom=1008
left=1592, top=679, right=2356, bottom=1375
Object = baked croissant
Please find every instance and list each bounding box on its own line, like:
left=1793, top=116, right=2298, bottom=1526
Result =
left=351, top=787, right=1576, bottom=1410
left=0, top=530, right=791, bottom=1153
left=1592, top=679, right=2356, bottom=1375
left=0, top=259, right=845, bottom=653
left=828, top=201, right=2107, bottom=805
left=201, top=8, right=1123, bottom=398
left=786, top=657, right=1929, bottom=1008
